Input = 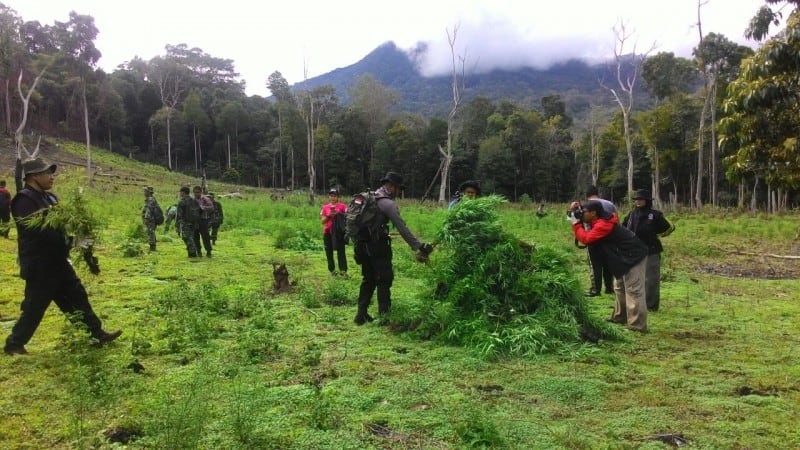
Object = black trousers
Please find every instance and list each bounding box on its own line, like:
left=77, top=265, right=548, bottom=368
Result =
left=323, top=233, right=348, bottom=273
left=0, top=207, right=9, bottom=237
left=194, top=219, right=213, bottom=254
left=588, top=244, right=613, bottom=293
left=6, top=261, right=103, bottom=347
left=355, top=239, right=394, bottom=314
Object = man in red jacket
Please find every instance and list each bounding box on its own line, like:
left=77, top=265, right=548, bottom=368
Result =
left=569, top=200, right=649, bottom=332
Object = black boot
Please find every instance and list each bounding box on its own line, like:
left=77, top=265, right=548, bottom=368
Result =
left=354, top=299, right=374, bottom=325
left=92, top=329, right=122, bottom=347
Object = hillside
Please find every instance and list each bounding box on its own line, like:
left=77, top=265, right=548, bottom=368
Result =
left=294, top=41, right=632, bottom=117
left=0, top=141, right=798, bottom=448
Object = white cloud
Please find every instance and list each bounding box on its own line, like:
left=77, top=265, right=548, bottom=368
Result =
left=4, top=0, right=768, bottom=96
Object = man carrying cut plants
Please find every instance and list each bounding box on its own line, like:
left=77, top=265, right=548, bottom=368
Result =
left=569, top=199, right=649, bottom=332
left=353, top=171, right=433, bottom=324
left=4, top=157, right=122, bottom=355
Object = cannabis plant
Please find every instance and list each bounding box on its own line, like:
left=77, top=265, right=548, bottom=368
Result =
left=21, top=187, right=105, bottom=273
left=404, top=195, right=621, bottom=358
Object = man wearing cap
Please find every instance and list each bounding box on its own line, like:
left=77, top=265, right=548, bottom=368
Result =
left=142, top=186, right=159, bottom=251
left=4, top=157, right=121, bottom=355
left=569, top=199, right=649, bottom=332
left=448, top=180, right=481, bottom=209
left=177, top=186, right=201, bottom=257
left=320, top=187, right=348, bottom=276
left=353, top=171, right=433, bottom=324
left=207, top=192, right=224, bottom=245
left=584, top=185, right=617, bottom=297
left=623, top=189, right=675, bottom=311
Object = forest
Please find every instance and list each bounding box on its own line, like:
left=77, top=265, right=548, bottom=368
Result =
left=1, top=0, right=799, bottom=209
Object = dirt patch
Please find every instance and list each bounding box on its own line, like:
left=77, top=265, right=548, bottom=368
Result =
left=685, top=240, right=800, bottom=280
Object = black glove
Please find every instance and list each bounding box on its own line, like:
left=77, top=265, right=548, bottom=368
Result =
left=419, top=243, right=434, bottom=255
left=83, top=249, right=101, bottom=275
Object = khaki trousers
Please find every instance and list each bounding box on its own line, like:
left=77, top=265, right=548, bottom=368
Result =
left=611, top=257, right=648, bottom=332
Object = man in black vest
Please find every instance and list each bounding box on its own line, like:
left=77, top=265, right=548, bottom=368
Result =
left=4, top=157, right=121, bottom=355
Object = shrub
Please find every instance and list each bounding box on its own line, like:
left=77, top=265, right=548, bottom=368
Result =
left=396, top=195, right=621, bottom=358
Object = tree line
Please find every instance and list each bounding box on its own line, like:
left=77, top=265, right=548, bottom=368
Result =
left=1, top=1, right=798, bottom=209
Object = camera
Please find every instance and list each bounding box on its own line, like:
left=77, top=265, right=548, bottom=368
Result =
left=569, top=205, right=584, bottom=221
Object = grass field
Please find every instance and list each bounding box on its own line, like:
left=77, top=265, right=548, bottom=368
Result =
left=0, top=143, right=798, bottom=449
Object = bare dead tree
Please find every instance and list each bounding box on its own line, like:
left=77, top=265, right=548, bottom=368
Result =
left=695, top=0, right=710, bottom=209
left=588, top=105, right=601, bottom=186
left=437, top=23, right=466, bottom=205
left=601, top=19, right=655, bottom=200
left=13, top=67, right=48, bottom=191
left=300, top=59, right=316, bottom=204
left=155, top=66, right=184, bottom=171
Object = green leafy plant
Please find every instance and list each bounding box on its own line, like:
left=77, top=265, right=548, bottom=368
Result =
left=21, top=187, right=106, bottom=272
left=399, top=195, right=621, bottom=358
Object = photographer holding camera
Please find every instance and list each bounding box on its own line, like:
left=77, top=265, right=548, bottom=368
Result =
left=569, top=200, right=649, bottom=332
left=583, top=185, right=617, bottom=296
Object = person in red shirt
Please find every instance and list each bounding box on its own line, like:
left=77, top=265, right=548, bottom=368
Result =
left=320, top=188, right=348, bottom=276
left=0, top=179, right=11, bottom=238
left=569, top=200, right=649, bottom=332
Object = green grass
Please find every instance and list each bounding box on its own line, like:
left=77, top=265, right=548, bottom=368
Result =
left=0, top=143, right=799, bottom=448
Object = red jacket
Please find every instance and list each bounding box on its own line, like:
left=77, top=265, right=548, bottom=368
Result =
left=572, top=213, right=618, bottom=245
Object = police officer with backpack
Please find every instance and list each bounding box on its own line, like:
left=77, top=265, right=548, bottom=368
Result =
left=353, top=172, right=433, bottom=325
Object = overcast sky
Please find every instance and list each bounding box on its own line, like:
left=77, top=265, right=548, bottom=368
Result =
left=6, top=0, right=769, bottom=97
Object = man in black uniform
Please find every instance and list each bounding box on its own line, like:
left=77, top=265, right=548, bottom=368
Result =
left=353, top=172, right=433, bottom=324
left=4, top=157, right=121, bottom=355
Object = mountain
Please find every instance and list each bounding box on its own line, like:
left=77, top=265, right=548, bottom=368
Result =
left=294, top=41, right=630, bottom=118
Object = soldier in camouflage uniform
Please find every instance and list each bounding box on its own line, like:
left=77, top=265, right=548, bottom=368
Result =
left=208, top=192, right=224, bottom=245
left=141, top=186, right=159, bottom=251
left=176, top=186, right=201, bottom=258
left=164, top=204, right=178, bottom=233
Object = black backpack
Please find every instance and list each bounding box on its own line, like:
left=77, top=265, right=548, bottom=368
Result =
left=152, top=200, right=164, bottom=226
left=344, top=190, right=387, bottom=243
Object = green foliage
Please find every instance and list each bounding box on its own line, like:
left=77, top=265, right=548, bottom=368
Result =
left=22, top=186, right=104, bottom=242
left=222, top=167, right=241, bottom=182
left=454, top=415, right=504, bottom=449
left=397, top=195, right=620, bottom=358
left=57, top=317, right=120, bottom=447
left=322, top=278, right=356, bottom=306
left=21, top=186, right=106, bottom=270
left=273, top=224, right=323, bottom=251
left=2, top=150, right=800, bottom=449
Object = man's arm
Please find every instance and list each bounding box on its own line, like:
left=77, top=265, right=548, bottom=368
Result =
left=573, top=217, right=615, bottom=245
left=378, top=199, right=422, bottom=250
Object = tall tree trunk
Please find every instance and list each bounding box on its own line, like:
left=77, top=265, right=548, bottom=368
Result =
left=3, top=78, right=10, bottom=135
left=710, top=78, right=719, bottom=206
left=652, top=145, right=660, bottom=209
left=166, top=108, right=173, bottom=170
left=193, top=125, right=198, bottom=172
left=695, top=93, right=709, bottom=208
left=83, top=81, right=92, bottom=181
left=590, top=106, right=600, bottom=186
left=438, top=24, right=464, bottom=205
